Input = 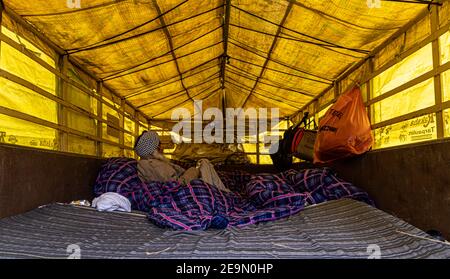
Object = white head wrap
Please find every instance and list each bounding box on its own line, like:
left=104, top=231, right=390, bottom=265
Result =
left=134, top=131, right=160, bottom=158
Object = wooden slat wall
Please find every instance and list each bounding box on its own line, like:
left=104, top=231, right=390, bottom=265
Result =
left=0, top=144, right=104, bottom=218
left=329, top=140, right=450, bottom=240
left=220, top=141, right=450, bottom=240
left=1, top=141, right=449, bottom=241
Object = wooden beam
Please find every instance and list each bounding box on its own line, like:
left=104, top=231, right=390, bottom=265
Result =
left=120, top=99, right=125, bottom=157
left=229, top=39, right=333, bottom=82
left=431, top=4, right=444, bottom=139
left=66, top=3, right=220, bottom=55
left=2, top=5, right=65, bottom=55
left=123, top=56, right=220, bottom=100
left=294, top=6, right=450, bottom=122
left=291, top=7, right=431, bottom=120
left=313, top=101, right=319, bottom=124
left=229, top=56, right=332, bottom=85
left=0, top=0, right=3, bottom=22
left=221, top=0, right=231, bottom=117
left=371, top=100, right=450, bottom=130
left=366, top=61, right=450, bottom=106
left=59, top=55, right=69, bottom=152
left=367, top=58, right=375, bottom=123
left=364, top=21, right=450, bottom=83
left=136, top=70, right=221, bottom=109
left=103, top=24, right=222, bottom=80
left=241, top=1, right=294, bottom=108
left=221, top=3, right=231, bottom=86
left=0, top=0, right=4, bottom=64
left=226, top=64, right=315, bottom=97
left=0, top=33, right=129, bottom=117
left=0, top=27, right=142, bottom=143
left=104, top=40, right=222, bottom=82
left=230, top=23, right=367, bottom=59
left=333, top=81, right=339, bottom=99
left=97, top=81, right=103, bottom=157
left=231, top=4, right=369, bottom=55
left=2, top=5, right=151, bottom=124
left=256, top=117, right=260, bottom=165
left=134, top=110, right=139, bottom=159
left=382, top=0, right=442, bottom=5
left=0, top=105, right=130, bottom=149
left=0, top=69, right=134, bottom=136
left=151, top=85, right=221, bottom=118
left=153, top=0, right=191, bottom=102
left=226, top=79, right=302, bottom=109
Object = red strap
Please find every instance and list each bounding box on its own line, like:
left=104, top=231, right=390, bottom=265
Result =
left=291, top=128, right=304, bottom=153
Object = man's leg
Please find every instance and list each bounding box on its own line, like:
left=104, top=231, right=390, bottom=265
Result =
left=198, top=159, right=230, bottom=192
left=179, top=167, right=200, bottom=185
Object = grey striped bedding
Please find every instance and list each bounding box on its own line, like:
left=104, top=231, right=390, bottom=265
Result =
left=0, top=199, right=449, bottom=259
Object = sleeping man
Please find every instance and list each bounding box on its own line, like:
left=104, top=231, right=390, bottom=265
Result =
left=134, top=131, right=230, bottom=192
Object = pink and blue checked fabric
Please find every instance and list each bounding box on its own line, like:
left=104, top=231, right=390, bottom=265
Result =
left=94, top=158, right=374, bottom=230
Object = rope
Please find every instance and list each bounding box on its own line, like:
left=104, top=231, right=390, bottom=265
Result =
left=396, top=230, right=450, bottom=246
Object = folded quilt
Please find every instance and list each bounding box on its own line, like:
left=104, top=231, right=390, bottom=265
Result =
left=94, top=158, right=374, bottom=230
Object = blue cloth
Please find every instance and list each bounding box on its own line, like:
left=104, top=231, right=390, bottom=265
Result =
left=94, top=158, right=374, bottom=231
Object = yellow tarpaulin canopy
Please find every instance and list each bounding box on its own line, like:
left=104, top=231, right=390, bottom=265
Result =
left=2, top=0, right=428, bottom=121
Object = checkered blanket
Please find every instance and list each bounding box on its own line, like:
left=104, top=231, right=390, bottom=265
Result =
left=94, top=158, right=374, bottom=230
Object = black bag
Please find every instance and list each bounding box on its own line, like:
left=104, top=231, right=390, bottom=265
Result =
left=270, top=137, right=293, bottom=171
left=271, top=113, right=316, bottom=171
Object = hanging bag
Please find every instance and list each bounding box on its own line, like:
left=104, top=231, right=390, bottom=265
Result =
left=270, top=112, right=314, bottom=170
left=291, top=116, right=317, bottom=162
left=313, top=86, right=373, bottom=164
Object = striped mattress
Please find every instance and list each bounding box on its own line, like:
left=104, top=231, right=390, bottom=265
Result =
left=0, top=199, right=449, bottom=259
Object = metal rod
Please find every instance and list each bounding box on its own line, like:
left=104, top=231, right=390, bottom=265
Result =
left=150, top=85, right=221, bottom=118
left=226, top=76, right=305, bottom=108
left=382, top=0, right=442, bottom=5
left=230, top=23, right=369, bottom=58
left=153, top=0, right=191, bottom=102
left=241, top=1, right=294, bottom=108
left=97, top=81, right=103, bottom=157
left=221, top=0, right=232, bottom=117
left=365, top=61, right=450, bottom=107
left=226, top=80, right=301, bottom=109
left=229, top=56, right=332, bottom=85
left=220, top=0, right=231, bottom=90
left=137, top=72, right=221, bottom=108
left=231, top=4, right=370, bottom=54
left=0, top=105, right=132, bottom=149
left=0, top=69, right=134, bottom=136
left=68, top=4, right=224, bottom=54
left=22, top=0, right=129, bottom=17
left=104, top=40, right=223, bottom=81
left=102, top=24, right=223, bottom=80
left=290, top=8, right=431, bottom=120
left=226, top=65, right=315, bottom=97
left=288, top=0, right=401, bottom=31
left=371, top=103, right=448, bottom=130
left=124, top=57, right=221, bottom=99
left=229, top=39, right=333, bottom=81
left=116, top=60, right=219, bottom=95
left=66, top=0, right=188, bottom=52
left=431, top=4, right=444, bottom=138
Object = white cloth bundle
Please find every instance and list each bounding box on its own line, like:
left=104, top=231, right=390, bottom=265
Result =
left=92, top=192, right=131, bottom=212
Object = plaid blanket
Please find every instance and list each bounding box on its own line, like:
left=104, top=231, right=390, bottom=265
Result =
left=94, top=158, right=374, bottom=230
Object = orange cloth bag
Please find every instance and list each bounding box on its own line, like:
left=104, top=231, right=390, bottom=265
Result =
left=314, top=86, right=373, bottom=164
